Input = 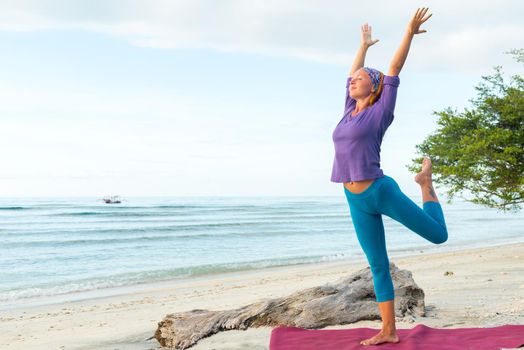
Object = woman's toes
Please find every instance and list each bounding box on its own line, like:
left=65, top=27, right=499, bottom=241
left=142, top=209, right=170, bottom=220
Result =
left=359, top=332, right=399, bottom=346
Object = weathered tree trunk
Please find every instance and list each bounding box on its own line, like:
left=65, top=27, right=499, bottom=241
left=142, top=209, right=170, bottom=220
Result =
left=154, top=262, right=425, bottom=349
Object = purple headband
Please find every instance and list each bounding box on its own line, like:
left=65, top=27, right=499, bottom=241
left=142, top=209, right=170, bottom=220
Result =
left=362, top=67, right=382, bottom=92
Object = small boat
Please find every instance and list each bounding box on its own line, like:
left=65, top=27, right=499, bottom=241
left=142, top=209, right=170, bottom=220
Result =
left=102, top=195, right=122, bottom=204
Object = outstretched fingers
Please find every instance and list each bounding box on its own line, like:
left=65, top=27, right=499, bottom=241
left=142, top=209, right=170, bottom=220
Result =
left=361, top=22, right=379, bottom=47
left=416, top=8, right=432, bottom=22
left=411, top=7, right=432, bottom=34
left=419, top=8, right=432, bottom=24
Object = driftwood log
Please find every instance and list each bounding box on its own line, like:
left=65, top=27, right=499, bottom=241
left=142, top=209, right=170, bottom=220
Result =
left=154, top=262, right=425, bottom=349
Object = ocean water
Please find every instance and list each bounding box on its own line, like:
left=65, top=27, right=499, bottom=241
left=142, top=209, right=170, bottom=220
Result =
left=0, top=195, right=523, bottom=309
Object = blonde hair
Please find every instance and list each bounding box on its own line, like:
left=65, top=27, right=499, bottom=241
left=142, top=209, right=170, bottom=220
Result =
left=368, top=72, right=384, bottom=106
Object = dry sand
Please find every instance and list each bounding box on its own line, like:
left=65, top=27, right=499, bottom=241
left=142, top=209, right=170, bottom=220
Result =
left=1, top=242, right=523, bottom=349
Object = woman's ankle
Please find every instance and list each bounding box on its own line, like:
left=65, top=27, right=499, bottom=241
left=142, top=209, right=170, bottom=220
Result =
left=421, top=182, right=439, bottom=202
left=381, top=326, right=397, bottom=335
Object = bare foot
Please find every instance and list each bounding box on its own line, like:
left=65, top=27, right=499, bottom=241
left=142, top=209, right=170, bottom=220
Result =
left=360, top=330, right=400, bottom=346
left=414, top=156, right=432, bottom=185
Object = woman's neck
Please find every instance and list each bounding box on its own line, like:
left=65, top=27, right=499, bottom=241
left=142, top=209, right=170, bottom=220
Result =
left=352, top=97, right=372, bottom=115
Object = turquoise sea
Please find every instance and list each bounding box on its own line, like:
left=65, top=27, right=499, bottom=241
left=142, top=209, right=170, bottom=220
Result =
left=1, top=195, right=523, bottom=309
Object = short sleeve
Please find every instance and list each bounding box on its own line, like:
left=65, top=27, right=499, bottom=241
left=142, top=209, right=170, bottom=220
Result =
left=345, top=77, right=356, bottom=112
left=378, top=75, right=400, bottom=113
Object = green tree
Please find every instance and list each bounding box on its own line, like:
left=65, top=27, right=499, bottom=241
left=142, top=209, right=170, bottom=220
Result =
left=407, top=49, right=524, bottom=212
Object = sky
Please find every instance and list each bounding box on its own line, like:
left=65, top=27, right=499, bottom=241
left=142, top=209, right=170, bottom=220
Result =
left=0, top=0, right=522, bottom=198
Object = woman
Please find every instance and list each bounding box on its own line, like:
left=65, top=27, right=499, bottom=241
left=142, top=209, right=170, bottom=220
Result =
left=331, top=8, right=448, bottom=346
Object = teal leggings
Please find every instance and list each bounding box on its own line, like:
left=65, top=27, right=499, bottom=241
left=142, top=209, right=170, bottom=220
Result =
left=344, top=175, right=448, bottom=302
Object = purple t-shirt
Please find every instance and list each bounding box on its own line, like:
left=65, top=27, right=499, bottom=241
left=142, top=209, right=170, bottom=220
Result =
left=330, top=75, right=400, bottom=183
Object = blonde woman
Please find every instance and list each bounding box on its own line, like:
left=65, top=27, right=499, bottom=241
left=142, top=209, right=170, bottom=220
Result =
left=331, top=8, right=448, bottom=346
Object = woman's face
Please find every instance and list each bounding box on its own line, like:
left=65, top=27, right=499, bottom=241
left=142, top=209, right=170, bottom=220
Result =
left=349, top=69, right=373, bottom=99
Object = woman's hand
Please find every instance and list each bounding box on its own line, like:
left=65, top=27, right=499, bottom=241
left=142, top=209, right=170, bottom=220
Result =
left=361, top=23, right=379, bottom=47
left=407, top=7, right=432, bottom=35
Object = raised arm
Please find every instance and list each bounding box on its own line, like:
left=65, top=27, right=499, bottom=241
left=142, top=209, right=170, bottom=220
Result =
left=349, top=23, right=379, bottom=76
left=387, top=7, right=432, bottom=76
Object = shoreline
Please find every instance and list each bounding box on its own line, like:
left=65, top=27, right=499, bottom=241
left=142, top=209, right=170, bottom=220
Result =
left=2, top=238, right=523, bottom=312
left=1, top=241, right=523, bottom=349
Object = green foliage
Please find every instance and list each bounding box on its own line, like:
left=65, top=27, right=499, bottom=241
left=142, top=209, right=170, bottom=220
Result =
left=407, top=49, right=524, bottom=212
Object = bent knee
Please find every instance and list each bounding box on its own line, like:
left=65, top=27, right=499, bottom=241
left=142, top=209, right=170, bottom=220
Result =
left=432, top=228, right=448, bottom=244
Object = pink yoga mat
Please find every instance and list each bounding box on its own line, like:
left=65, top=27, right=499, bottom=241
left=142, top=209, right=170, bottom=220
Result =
left=269, top=324, right=524, bottom=350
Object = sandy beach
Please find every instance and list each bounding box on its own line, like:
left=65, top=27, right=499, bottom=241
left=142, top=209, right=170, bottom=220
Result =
left=1, top=242, right=523, bottom=349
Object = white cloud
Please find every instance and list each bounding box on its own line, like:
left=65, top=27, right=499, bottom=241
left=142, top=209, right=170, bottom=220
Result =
left=415, top=24, right=524, bottom=73
left=0, top=0, right=522, bottom=196
left=0, top=0, right=522, bottom=72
